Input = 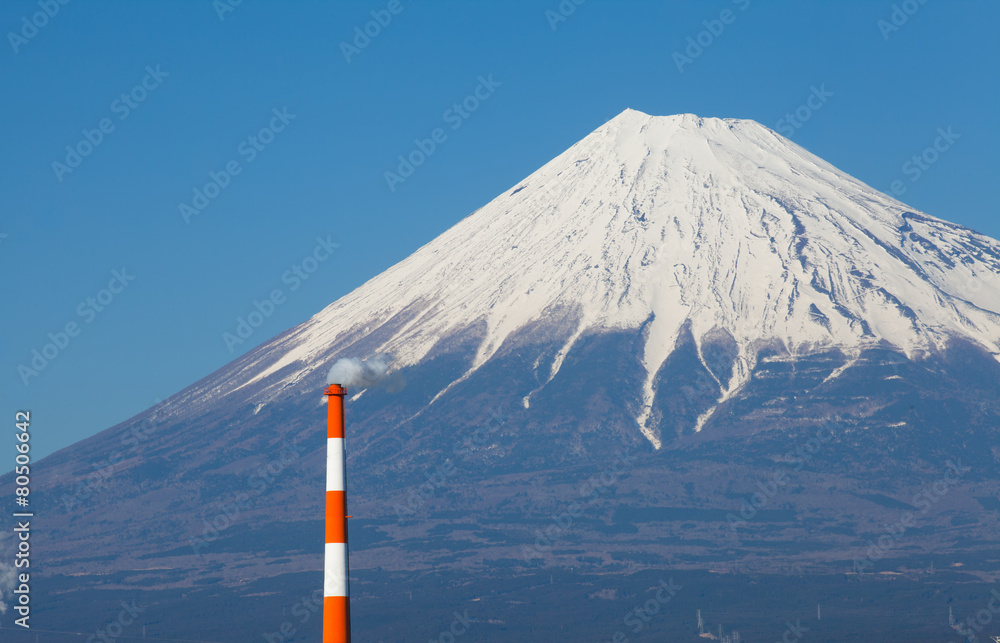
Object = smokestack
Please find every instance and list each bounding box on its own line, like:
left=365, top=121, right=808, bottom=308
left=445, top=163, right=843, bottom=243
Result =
left=324, top=384, right=350, bottom=643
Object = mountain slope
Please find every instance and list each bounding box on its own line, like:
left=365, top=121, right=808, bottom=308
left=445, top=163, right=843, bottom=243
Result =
left=195, top=109, right=1000, bottom=448
left=4, top=110, right=1000, bottom=641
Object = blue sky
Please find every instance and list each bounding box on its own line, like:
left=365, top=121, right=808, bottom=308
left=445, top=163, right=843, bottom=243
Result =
left=2, top=0, right=998, bottom=461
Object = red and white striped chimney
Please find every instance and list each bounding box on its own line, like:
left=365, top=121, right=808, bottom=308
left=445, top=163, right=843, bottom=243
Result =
left=323, top=384, right=350, bottom=643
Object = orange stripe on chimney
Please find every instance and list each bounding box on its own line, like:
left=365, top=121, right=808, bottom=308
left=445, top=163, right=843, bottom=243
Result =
left=324, top=384, right=350, bottom=642
left=326, top=491, right=347, bottom=543
left=323, top=597, right=351, bottom=643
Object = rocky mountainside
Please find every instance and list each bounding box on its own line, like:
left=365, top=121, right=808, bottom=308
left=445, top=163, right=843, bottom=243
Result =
left=3, top=110, right=1000, bottom=641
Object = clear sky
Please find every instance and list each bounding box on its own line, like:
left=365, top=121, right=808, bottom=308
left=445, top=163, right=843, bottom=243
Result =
left=3, top=0, right=998, bottom=461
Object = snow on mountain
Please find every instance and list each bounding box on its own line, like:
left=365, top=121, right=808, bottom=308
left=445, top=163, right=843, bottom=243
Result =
left=211, top=109, right=1000, bottom=448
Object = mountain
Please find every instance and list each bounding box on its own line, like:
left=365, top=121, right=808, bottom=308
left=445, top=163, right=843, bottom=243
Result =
left=4, top=110, right=1000, bottom=642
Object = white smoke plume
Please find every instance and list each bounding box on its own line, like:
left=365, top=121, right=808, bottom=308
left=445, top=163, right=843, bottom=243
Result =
left=0, top=559, right=15, bottom=615
left=326, top=355, right=392, bottom=388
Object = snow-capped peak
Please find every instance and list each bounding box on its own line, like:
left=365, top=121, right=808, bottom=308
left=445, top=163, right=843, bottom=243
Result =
left=236, top=110, right=1000, bottom=447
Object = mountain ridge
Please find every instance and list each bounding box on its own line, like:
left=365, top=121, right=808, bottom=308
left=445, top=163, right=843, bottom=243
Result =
left=182, top=108, right=1000, bottom=448
left=3, top=111, right=1000, bottom=642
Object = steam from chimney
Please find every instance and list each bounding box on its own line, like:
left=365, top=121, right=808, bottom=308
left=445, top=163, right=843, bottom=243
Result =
left=0, top=560, right=15, bottom=614
left=325, top=355, right=391, bottom=388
